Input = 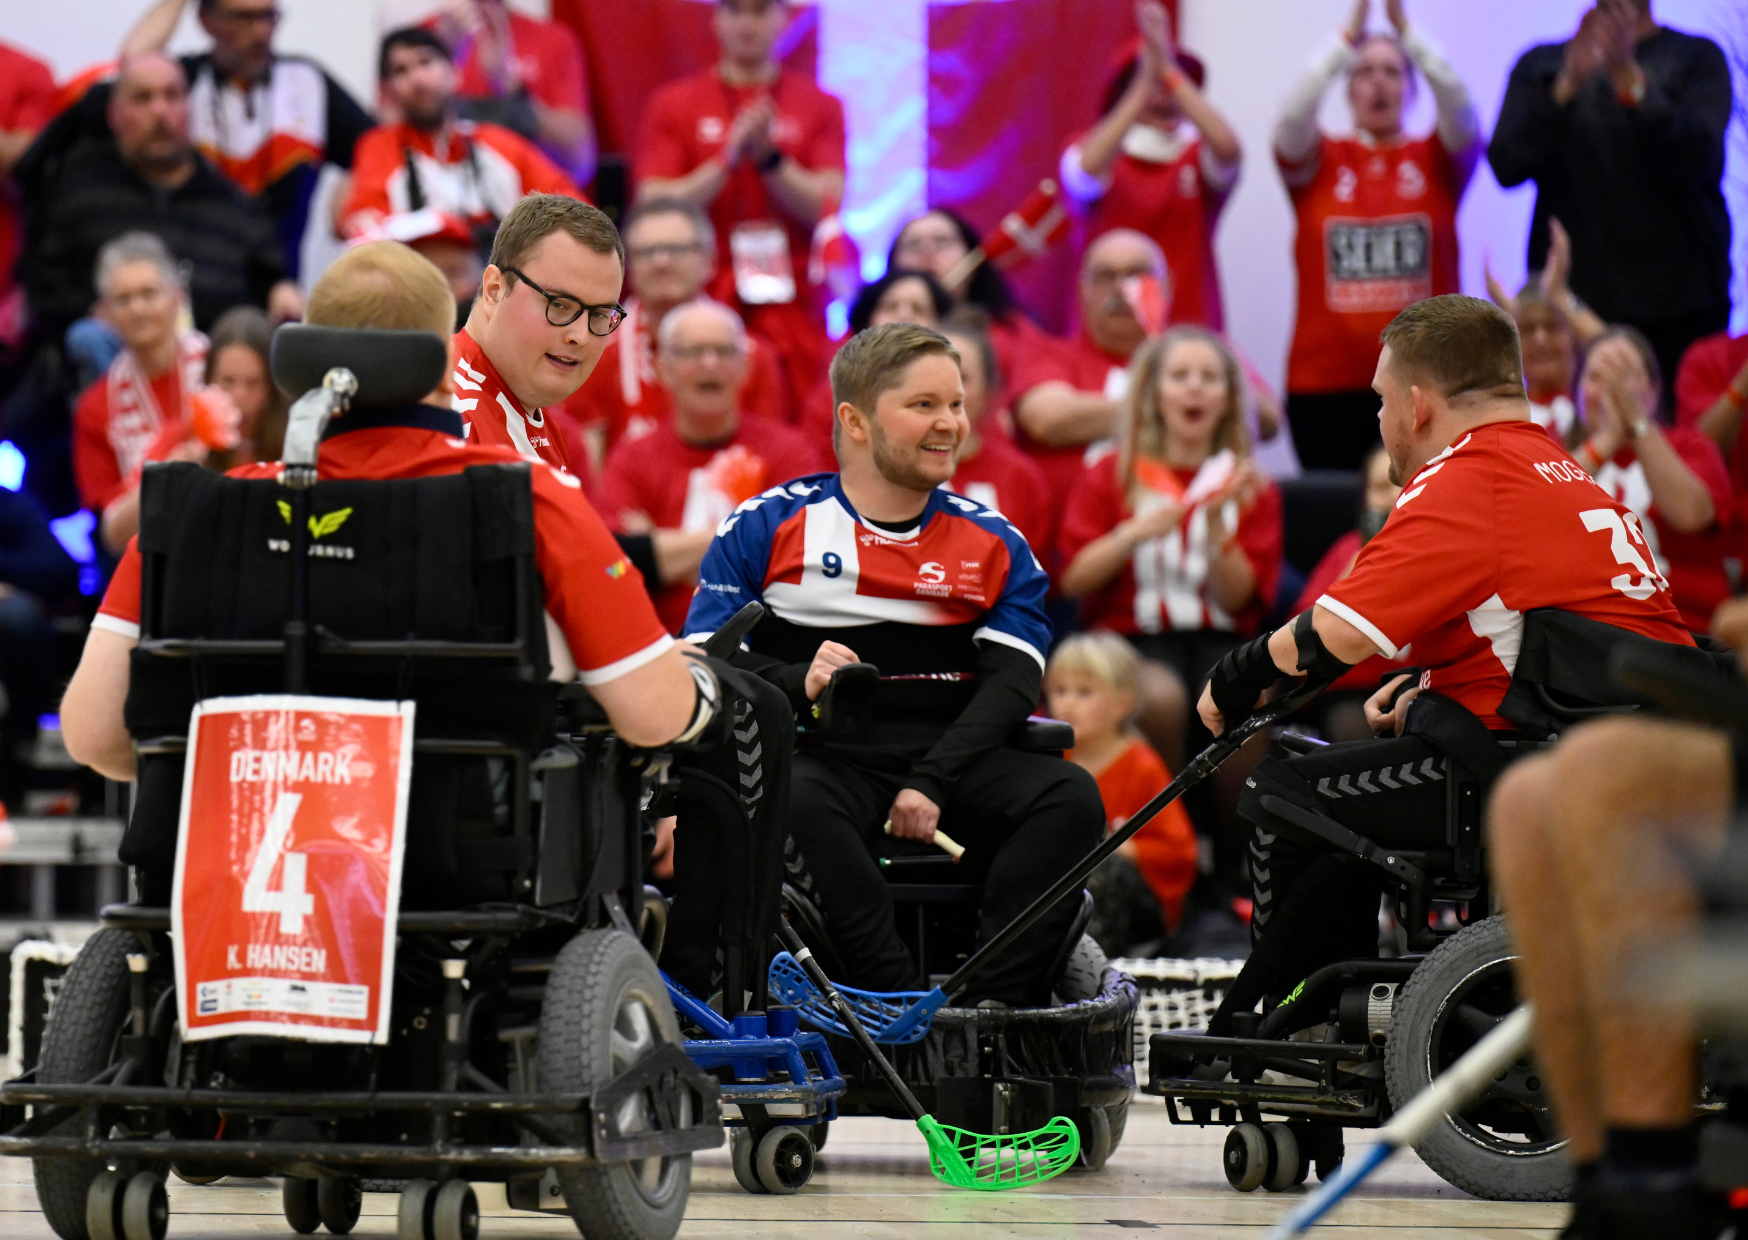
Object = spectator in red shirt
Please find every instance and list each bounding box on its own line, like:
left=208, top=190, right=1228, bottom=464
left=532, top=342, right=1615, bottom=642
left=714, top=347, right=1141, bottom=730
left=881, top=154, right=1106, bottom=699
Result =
left=938, top=312, right=1051, bottom=557
left=144, top=305, right=285, bottom=472
left=1060, top=1, right=1241, bottom=332
left=1486, top=218, right=1609, bottom=441
left=1011, top=228, right=1167, bottom=529
left=1676, top=324, right=1748, bottom=561
left=341, top=29, right=580, bottom=264
left=634, top=0, right=847, bottom=406
left=1564, top=327, right=1734, bottom=631
left=71, top=232, right=210, bottom=555
left=561, top=197, right=791, bottom=473
left=433, top=0, right=595, bottom=180
left=0, top=41, right=55, bottom=357
left=1047, top=631, right=1198, bottom=952
left=597, top=299, right=821, bottom=632
left=1275, top=0, right=1480, bottom=469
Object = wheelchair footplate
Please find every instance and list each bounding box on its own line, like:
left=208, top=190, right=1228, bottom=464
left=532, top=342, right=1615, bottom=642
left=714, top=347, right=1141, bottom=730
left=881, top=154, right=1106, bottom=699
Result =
left=664, top=976, right=843, bottom=1193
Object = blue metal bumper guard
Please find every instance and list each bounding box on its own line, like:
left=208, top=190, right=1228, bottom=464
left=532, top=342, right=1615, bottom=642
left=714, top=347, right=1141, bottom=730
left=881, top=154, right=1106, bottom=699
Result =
left=663, top=974, right=845, bottom=1126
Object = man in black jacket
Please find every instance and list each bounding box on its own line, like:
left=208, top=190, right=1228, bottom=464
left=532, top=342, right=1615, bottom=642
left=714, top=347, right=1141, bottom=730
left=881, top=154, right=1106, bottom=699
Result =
left=1488, top=0, right=1732, bottom=394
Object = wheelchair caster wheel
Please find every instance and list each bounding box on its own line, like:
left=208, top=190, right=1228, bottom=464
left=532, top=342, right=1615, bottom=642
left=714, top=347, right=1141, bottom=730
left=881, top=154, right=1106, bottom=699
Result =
left=284, top=1177, right=321, bottom=1234
left=397, top=1179, right=437, bottom=1240
left=318, top=1177, right=363, bottom=1234
left=121, top=1171, right=168, bottom=1240
left=431, top=1180, right=479, bottom=1240
left=1262, top=1123, right=1301, bottom=1192
left=1223, top=1123, right=1269, bottom=1192
left=807, top=1120, right=829, bottom=1152
left=730, top=1129, right=767, bottom=1194
left=755, top=1126, right=815, bottom=1194
left=86, top=1169, right=128, bottom=1240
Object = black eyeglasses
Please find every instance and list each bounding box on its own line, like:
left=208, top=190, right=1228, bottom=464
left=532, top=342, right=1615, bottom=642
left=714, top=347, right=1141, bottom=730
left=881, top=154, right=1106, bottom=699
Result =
left=501, top=266, right=626, bottom=336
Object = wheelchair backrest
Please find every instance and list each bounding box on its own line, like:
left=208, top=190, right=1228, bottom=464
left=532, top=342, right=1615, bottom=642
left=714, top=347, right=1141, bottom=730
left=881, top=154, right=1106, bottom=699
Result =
left=121, top=460, right=564, bottom=908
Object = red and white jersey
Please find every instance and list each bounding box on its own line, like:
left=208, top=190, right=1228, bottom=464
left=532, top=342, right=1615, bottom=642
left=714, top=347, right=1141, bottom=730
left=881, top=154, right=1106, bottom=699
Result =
left=72, top=333, right=209, bottom=513
left=1057, top=447, right=1283, bottom=635
left=187, top=57, right=326, bottom=197
left=1283, top=133, right=1462, bottom=393
left=341, top=120, right=579, bottom=234
left=1062, top=121, right=1237, bottom=331
left=1321, top=420, right=1694, bottom=729
left=595, top=415, right=823, bottom=632
left=451, top=329, right=578, bottom=480
left=95, top=406, right=670, bottom=686
left=1585, top=426, right=1735, bottom=632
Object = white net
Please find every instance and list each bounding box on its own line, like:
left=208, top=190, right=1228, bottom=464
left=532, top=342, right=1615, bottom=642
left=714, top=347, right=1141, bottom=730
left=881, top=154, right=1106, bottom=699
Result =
left=1111, top=957, right=1244, bottom=1066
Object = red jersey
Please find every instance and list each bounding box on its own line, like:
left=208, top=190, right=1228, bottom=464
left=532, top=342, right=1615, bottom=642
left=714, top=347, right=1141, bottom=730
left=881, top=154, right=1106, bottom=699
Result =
left=1321, top=420, right=1694, bottom=729
left=1284, top=134, right=1462, bottom=393
left=450, top=329, right=578, bottom=482
left=1075, top=736, right=1197, bottom=928
left=1675, top=329, right=1748, bottom=556
left=452, top=12, right=588, bottom=116
left=947, top=426, right=1053, bottom=556
left=635, top=68, right=845, bottom=311
left=73, top=335, right=209, bottom=513
left=1292, top=528, right=1404, bottom=693
left=560, top=299, right=791, bottom=456
left=1067, top=124, right=1234, bottom=331
left=1586, top=426, right=1735, bottom=632
left=1009, top=330, right=1135, bottom=528
left=94, top=412, right=670, bottom=685
left=341, top=120, right=579, bottom=234
left=596, top=416, right=823, bottom=632
left=0, top=42, right=55, bottom=340
left=1057, top=447, right=1283, bottom=636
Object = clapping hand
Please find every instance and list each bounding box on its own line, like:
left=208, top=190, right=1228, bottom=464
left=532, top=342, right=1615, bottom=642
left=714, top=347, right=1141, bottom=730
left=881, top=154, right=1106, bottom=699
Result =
left=1135, top=0, right=1174, bottom=69
left=726, top=98, right=775, bottom=167
left=1384, top=0, right=1409, bottom=35
left=1343, top=0, right=1371, bottom=45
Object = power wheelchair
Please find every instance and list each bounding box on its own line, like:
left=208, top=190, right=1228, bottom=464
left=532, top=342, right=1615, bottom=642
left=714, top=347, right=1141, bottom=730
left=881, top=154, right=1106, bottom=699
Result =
left=1147, top=610, right=1732, bottom=1202
left=0, top=333, right=721, bottom=1240
left=775, top=666, right=1140, bottom=1172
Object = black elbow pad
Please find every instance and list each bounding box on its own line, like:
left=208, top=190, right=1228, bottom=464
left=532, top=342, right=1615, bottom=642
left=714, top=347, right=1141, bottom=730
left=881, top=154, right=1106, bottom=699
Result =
left=1293, top=609, right=1356, bottom=687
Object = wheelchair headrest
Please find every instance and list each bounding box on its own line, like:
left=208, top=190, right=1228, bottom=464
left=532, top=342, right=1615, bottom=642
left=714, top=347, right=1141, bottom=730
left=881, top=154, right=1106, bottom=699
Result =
left=270, top=324, right=449, bottom=408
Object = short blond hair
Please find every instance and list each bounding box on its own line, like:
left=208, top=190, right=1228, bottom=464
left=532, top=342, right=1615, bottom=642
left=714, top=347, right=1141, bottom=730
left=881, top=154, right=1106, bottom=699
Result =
left=306, top=241, right=454, bottom=340
left=1046, top=631, right=1140, bottom=701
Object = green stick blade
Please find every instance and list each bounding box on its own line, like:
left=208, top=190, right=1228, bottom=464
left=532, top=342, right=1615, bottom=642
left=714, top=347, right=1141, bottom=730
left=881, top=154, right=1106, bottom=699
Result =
left=917, top=1114, right=1082, bottom=1191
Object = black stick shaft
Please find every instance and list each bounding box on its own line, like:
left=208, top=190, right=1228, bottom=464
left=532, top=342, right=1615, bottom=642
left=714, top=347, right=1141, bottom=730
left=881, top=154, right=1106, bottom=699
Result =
left=938, top=680, right=1325, bottom=1000
left=285, top=487, right=311, bottom=693
left=777, top=918, right=926, bottom=1122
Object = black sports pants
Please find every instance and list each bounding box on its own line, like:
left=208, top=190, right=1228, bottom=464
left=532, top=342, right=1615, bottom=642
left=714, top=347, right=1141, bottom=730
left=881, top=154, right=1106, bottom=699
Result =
left=785, top=747, right=1104, bottom=1007
left=1209, top=734, right=1449, bottom=1034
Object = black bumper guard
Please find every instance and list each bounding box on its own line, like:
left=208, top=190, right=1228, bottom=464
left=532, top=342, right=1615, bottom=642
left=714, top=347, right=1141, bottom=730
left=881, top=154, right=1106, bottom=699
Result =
left=1146, top=1032, right=1386, bottom=1125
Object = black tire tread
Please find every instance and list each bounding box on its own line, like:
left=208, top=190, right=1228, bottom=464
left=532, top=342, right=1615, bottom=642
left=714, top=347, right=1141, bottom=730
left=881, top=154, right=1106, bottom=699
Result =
left=33, top=929, right=137, bottom=1240
left=1383, top=916, right=1570, bottom=1202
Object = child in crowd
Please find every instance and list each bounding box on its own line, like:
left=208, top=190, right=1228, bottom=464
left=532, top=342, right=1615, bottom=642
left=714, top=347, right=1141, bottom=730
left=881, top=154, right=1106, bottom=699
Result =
left=1046, top=631, right=1198, bottom=957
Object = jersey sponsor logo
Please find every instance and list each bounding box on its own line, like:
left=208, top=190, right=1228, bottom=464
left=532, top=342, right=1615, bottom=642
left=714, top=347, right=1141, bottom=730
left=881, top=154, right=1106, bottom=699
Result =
left=1333, top=166, right=1357, bottom=203
left=1395, top=159, right=1426, bottom=200
left=698, top=115, right=725, bottom=143
left=1324, top=214, right=1432, bottom=313
left=918, top=561, right=947, bottom=585
left=605, top=558, right=631, bottom=580
left=1177, top=162, right=1200, bottom=198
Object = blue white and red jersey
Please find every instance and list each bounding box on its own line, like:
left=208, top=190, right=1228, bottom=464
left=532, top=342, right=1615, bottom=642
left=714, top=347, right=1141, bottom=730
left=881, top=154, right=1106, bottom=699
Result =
left=684, top=473, right=1052, bottom=720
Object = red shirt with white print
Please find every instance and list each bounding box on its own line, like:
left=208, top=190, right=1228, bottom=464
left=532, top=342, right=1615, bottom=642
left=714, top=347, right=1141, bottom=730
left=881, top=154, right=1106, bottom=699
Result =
left=1321, top=420, right=1693, bottom=730
left=341, top=120, right=580, bottom=236
left=1057, top=446, right=1283, bottom=636
left=94, top=415, right=669, bottom=686
left=72, top=334, right=209, bottom=513
left=559, top=299, right=791, bottom=458
left=596, top=415, right=824, bottom=632
left=947, top=424, right=1054, bottom=559
left=1674, top=329, right=1748, bottom=559
left=450, top=328, right=581, bottom=484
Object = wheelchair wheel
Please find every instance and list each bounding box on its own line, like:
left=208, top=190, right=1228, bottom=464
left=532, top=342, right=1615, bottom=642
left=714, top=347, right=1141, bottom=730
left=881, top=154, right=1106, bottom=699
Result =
left=282, top=1177, right=321, bottom=1234
left=33, top=929, right=141, bottom=1240
left=754, top=1126, right=814, bottom=1194
left=1384, top=915, right=1571, bottom=1201
left=538, top=928, right=692, bottom=1240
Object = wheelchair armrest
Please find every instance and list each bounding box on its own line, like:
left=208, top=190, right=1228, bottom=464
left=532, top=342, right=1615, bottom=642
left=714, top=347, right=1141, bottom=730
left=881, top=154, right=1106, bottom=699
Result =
left=811, top=661, right=879, bottom=733
left=1010, top=716, right=1074, bottom=753
left=1277, top=730, right=1328, bottom=756
left=700, top=600, right=767, bottom=661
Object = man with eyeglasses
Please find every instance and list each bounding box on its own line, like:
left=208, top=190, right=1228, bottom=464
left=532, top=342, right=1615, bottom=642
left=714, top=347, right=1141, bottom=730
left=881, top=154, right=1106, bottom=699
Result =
left=1009, top=228, right=1170, bottom=534
left=597, top=298, right=821, bottom=632
left=563, top=197, right=791, bottom=471
left=451, top=194, right=623, bottom=481
left=119, top=0, right=373, bottom=280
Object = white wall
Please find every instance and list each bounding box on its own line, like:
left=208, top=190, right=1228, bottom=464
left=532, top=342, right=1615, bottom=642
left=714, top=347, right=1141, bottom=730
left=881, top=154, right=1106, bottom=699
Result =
left=1181, top=0, right=1747, bottom=404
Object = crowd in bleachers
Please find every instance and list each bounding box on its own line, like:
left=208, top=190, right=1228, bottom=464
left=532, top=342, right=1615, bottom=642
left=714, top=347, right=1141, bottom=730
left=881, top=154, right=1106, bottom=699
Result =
left=0, top=0, right=1739, bottom=953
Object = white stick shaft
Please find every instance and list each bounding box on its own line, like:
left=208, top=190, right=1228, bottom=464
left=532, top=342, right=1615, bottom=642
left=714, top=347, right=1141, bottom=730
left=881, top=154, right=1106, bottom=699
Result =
left=1382, top=1005, right=1534, bottom=1147
left=883, top=819, right=965, bottom=860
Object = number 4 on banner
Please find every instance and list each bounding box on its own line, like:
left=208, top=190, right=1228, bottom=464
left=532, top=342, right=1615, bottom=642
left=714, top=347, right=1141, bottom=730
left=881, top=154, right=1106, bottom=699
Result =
left=242, top=792, right=315, bottom=934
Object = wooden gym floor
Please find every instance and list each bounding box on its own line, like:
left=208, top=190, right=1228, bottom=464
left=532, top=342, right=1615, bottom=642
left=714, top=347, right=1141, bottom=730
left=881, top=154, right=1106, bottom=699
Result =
left=0, top=1097, right=1564, bottom=1238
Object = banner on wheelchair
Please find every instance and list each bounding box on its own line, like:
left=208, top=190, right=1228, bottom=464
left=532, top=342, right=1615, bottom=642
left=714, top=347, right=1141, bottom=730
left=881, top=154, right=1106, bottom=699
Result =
left=171, top=695, right=414, bottom=1045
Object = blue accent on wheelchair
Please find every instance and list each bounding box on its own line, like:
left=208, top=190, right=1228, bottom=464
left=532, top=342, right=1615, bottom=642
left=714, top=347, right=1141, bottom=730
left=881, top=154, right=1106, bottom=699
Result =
left=663, top=972, right=845, bottom=1123
left=767, top=951, right=949, bottom=1044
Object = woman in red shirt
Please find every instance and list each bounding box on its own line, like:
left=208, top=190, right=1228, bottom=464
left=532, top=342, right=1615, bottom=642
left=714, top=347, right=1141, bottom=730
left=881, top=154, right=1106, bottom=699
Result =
left=1564, top=327, right=1735, bottom=632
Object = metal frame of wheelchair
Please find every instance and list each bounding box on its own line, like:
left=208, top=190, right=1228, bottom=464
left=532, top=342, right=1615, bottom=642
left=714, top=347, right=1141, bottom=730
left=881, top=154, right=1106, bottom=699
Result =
left=0, top=454, right=723, bottom=1240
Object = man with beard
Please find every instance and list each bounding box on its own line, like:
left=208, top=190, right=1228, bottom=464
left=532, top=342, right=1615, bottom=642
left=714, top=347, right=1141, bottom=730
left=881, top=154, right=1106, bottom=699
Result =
left=340, top=28, right=579, bottom=270
left=682, top=322, right=1104, bottom=1006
